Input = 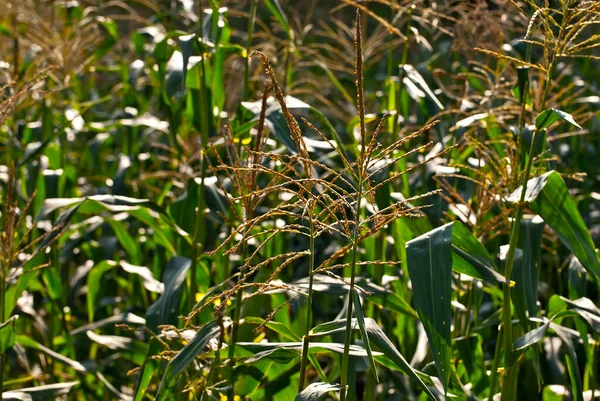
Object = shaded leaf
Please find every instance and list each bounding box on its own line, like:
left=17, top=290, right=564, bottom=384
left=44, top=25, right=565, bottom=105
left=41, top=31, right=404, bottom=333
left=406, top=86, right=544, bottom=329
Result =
left=155, top=320, right=225, bottom=401
left=146, top=257, right=192, bottom=332
left=0, top=316, right=18, bottom=353
left=513, top=320, right=550, bottom=351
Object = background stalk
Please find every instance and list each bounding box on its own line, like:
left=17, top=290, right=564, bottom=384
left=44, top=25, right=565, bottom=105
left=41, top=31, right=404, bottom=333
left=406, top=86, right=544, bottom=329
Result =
left=298, top=215, right=315, bottom=391
left=499, top=4, right=568, bottom=398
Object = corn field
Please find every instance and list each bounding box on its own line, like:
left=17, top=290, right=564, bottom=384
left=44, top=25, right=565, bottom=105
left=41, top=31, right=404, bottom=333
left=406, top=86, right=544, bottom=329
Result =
left=0, top=0, right=599, bottom=400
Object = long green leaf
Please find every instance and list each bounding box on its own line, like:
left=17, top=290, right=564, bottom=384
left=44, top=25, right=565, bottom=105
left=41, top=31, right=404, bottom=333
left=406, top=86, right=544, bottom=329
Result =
left=516, top=215, right=544, bottom=328
left=513, top=320, right=550, bottom=351
left=351, top=289, right=378, bottom=382
left=507, top=171, right=600, bottom=281
left=309, top=318, right=439, bottom=400
left=146, top=256, right=192, bottom=332
left=2, top=382, right=79, bottom=401
left=450, top=221, right=507, bottom=283
left=155, top=320, right=224, bottom=401
left=406, top=223, right=453, bottom=392
left=535, top=108, right=581, bottom=131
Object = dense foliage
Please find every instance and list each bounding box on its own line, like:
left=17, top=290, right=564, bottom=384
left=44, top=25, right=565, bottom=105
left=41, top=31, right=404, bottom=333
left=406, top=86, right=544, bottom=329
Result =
left=0, top=0, right=599, bottom=400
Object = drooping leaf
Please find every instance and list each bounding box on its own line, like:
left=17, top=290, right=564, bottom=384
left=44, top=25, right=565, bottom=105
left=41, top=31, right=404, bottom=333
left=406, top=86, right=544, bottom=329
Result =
left=155, top=320, right=225, bottom=401
left=146, top=256, right=192, bottom=332
left=551, top=323, right=584, bottom=401
left=568, top=256, right=587, bottom=299
left=0, top=316, right=18, bottom=353
left=35, top=203, right=81, bottom=253
left=2, top=382, right=79, bottom=401
left=406, top=223, right=453, bottom=392
left=513, top=320, right=550, bottom=351
left=295, top=382, right=345, bottom=401
left=450, top=221, right=507, bottom=283
left=351, top=288, right=378, bottom=382
left=264, top=0, right=292, bottom=41
left=401, top=64, right=444, bottom=110
left=507, top=171, right=600, bottom=281
left=87, top=260, right=118, bottom=322
left=289, top=275, right=416, bottom=318
left=70, top=312, right=145, bottom=336
left=16, top=336, right=86, bottom=373
left=309, top=318, right=439, bottom=401
left=535, top=108, right=581, bottom=131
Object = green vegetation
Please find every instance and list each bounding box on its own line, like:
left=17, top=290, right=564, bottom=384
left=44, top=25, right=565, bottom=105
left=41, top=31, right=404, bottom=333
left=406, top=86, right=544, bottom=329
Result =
left=1, top=0, right=599, bottom=400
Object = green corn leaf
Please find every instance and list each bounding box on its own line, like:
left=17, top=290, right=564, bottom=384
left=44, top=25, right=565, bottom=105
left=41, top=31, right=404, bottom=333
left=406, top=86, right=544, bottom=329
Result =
left=406, top=223, right=453, bottom=392
left=2, top=382, right=79, bottom=401
left=295, top=382, right=345, bottom=401
left=87, top=260, right=118, bottom=322
left=146, top=256, right=192, bottom=333
left=0, top=316, right=18, bottom=353
left=498, top=245, right=528, bottom=330
left=535, top=108, right=581, bottom=131
left=507, top=171, right=600, bottom=281
left=568, top=257, right=587, bottom=299
left=35, top=203, right=81, bottom=253
left=291, top=275, right=417, bottom=318
left=235, top=358, right=276, bottom=397
left=512, top=66, right=530, bottom=105
left=518, top=215, right=544, bottom=323
left=309, top=318, right=439, bottom=401
left=16, top=336, right=86, bottom=373
left=401, top=64, right=444, bottom=111
left=351, top=288, right=378, bottom=382
left=155, top=320, right=224, bottom=401
left=450, top=221, right=507, bottom=283
left=133, top=338, right=163, bottom=401
left=551, top=323, right=584, bottom=401
left=264, top=0, right=292, bottom=41
left=513, top=320, right=550, bottom=351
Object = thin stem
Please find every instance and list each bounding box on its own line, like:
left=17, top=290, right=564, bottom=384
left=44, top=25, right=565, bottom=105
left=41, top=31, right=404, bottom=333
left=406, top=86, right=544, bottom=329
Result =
left=243, top=0, right=257, bottom=101
left=298, top=216, right=315, bottom=391
left=341, top=11, right=366, bottom=400
left=0, top=264, right=4, bottom=396
left=499, top=4, right=569, bottom=398
left=190, top=0, right=210, bottom=315
left=340, top=179, right=364, bottom=401
left=227, top=243, right=248, bottom=401
left=393, top=6, right=413, bottom=196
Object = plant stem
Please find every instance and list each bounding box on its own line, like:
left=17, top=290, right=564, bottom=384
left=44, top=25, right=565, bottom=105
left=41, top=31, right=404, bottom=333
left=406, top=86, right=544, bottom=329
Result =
left=340, top=179, right=364, bottom=401
left=298, top=215, right=315, bottom=391
left=341, top=11, right=366, bottom=400
left=190, top=0, right=210, bottom=316
left=393, top=6, right=413, bottom=196
left=0, top=263, right=4, bottom=396
left=227, top=243, right=248, bottom=401
left=243, top=0, right=257, bottom=101
left=499, top=4, right=567, bottom=397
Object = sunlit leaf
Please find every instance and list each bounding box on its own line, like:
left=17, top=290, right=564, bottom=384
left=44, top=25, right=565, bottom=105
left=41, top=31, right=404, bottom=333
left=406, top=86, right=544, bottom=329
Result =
left=406, top=223, right=453, bottom=392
